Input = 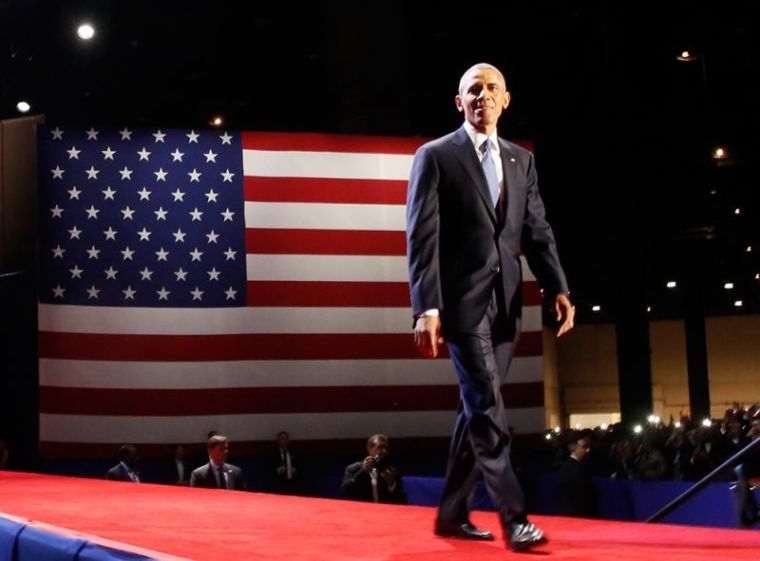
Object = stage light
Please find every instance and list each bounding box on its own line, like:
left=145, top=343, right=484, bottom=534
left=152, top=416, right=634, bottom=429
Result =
left=553, top=427, right=561, bottom=434
left=633, top=425, right=643, bottom=434
left=592, top=305, right=601, bottom=312
left=734, top=208, right=742, bottom=215
left=746, top=246, right=753, bottom=253
left=647, top=415, right=660, bottom=424
left=77, top=23, right=95, bottom=40
left=600, top=424, right=608, bottom=430
left=545, top=433, right=552, bottom=441
left=674, top=421, right=682, bottom=428
left=666, top=281, right=677, bottom=288
left=755, top=273, right=759, bottom=280
left=713, top=147, right=727, bottom=159
left=702, top=418, right=712, bottom=427
left=724, top=282, right=734, bottom=290
left=676, top=50, right=698, bottom=61
left=734, top=300, right=743, bottom=308
left=647, top=306, right=651, bottom=312
left=16, top=101, right=31, bottom=113
left=210, top=116, right=224, bottom=127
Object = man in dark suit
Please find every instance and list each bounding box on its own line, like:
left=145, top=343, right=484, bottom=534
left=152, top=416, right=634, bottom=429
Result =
left=105, top=444, right=141, bottom=483
left=558, top=437, right=598, bottom=517
left=341, top=434, right=407, bottom=504
left=190, top=435, right=246, bottom=490
left=407, top=62, right=574, bottom=552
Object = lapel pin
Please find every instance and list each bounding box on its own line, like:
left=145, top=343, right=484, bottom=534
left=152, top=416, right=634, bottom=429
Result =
left=509, top=157, right=516, bottom=163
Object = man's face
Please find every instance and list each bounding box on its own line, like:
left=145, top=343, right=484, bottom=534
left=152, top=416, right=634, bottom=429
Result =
left=277, top=433, right=289, bottom=449
left=209, top=442, right=229, bottom=464
left=456, top=68, right=510, bottom=133
left=368, top=438, right=389, bottom=459
left=574, top=439, right=590, bottom=461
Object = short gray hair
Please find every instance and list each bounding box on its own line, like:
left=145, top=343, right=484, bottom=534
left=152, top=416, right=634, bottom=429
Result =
left=458, top=62, right=507, bottom=94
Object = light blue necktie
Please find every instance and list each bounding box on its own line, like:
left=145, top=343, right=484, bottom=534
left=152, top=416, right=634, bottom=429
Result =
left=480, top=140, right=501, bottom=208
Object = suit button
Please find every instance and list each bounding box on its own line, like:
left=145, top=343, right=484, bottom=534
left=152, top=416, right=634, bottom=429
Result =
left=490, top=265, right=501, bottom=273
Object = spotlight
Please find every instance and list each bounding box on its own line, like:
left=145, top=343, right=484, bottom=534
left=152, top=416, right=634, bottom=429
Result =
left=702, top=418, right=712, bottom=427
left=734, top=300, right=743, bottom=308
left=724, top=282, right=734, bottom=290
left=734, top=208, right=742, bottom=215
left=746, top=246, right=753, bottom=253
left=77, top=23, right=95, bottom=40
left=553, top=427, right=561, bottom=434
left=677, top=50, right=698, bottom=61
left=666, top=281, right=677, bottom=288
left=600, top=424, right=608, bottom=430
left=713, top=147, right=727, bottom=159
left=592, top=305, right=601, bottom=312
left=545, top=433, right=552, bottom=441
left=210, top=115, right=224, bottom=127
left=633, top=425, right=643, bottom=434
left=16, top=101, right=31, bottom=113
left=674, top=421, right=682, bottom=428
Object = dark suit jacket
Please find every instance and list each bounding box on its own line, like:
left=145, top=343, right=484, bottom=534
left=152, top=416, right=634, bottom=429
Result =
left=558, top=457, right=598, bottom=517
left=407, top=126, right=568, bottom=334
left=105, top=462, right=139, bottom=482
left=341, top=461, right=407, bottom=504
left=190, top=462, right=246, bottom=490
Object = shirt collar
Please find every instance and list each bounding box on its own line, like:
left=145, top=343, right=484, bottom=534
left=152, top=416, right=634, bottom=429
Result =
left=463, top=121, right=499, bottom=155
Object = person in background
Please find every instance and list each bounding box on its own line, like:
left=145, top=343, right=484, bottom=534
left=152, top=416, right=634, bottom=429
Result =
left=190, top=435, right=246, bottom=490
left=341, top=434, right=406, bottom=504
left=105, top=444, right=141, bottom=483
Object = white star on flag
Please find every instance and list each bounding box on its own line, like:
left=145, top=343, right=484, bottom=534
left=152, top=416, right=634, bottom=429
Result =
left=137, top=148, right=151, bottom=161
left=51, top=166, right=65, bottom=179
left=67, top=146, right=81, bottom=159
left=86, top=127, right=100, bottom=140
left=119, top=128, right=133, bottom=140
left=69, top=265, right=83, bottom=279
left=153, top=130, right=166, bottom=143
left=102, top=146, right=116, bottom=160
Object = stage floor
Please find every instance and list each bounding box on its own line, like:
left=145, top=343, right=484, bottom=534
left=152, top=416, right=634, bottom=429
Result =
left=1, top=471, right=758, bottom=560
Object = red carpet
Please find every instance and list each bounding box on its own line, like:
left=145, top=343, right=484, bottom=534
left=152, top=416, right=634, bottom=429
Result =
left=1, top=471, right=759, bottom=560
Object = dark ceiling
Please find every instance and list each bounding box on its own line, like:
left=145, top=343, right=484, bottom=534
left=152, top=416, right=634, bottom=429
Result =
left=2, top=1, right=758, bottom=322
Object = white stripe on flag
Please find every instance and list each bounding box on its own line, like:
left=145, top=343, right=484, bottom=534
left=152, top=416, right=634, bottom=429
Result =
left=244, top=255, right=537, bottom=283
left=244, top=202, right=406, bottom=231
left=243, top=149, right=414, bottom=180
left=40, top=407, right=546, bottom=443
left=38, top=304, right=543, bottom=335
left=39, top=356, right=546, bottom=389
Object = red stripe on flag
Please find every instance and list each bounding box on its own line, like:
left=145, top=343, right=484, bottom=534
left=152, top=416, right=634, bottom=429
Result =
left=38, top=331, right=542, bottom=361
left=247, top=281, right=410, bottom=307
left=246, top=280, right=542, bottom=307
left=39, top=434, right=547, bottom=460
left=242, top=132, right=426, bottom=154
left=244, top=177, right=407, bottom=205
left=39, top=382, right=544, bottom=416
left=245, top=229, right=406, bottom=256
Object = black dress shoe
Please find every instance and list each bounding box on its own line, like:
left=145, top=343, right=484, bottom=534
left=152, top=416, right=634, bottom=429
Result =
left=435, top=520, right=495, bottom=541
left=507, top=522, right=547, bottom=551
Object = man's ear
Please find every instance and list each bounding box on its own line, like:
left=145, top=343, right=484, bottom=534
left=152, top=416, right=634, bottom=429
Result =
left=455, top=95, right=463, bottom=112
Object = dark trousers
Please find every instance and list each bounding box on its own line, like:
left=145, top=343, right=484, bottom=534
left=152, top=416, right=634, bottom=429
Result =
left=437, top=288, right=525, bottom=528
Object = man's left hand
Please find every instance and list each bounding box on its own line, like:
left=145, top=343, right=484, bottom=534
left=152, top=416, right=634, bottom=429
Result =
left=555, top=293, right=575, bottom=337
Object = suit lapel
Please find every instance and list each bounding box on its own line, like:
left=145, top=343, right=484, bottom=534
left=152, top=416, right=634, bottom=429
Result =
left=452, top=127, right=497, bottom=225
left=498, top=139, right=522, bottom=232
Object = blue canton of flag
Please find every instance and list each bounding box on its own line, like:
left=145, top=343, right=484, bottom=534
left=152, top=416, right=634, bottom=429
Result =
left=38, top=126, right=247, bottom=307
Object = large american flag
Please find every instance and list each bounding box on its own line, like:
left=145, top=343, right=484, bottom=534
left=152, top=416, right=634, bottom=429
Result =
left=37, top=126, right=546, bottom=458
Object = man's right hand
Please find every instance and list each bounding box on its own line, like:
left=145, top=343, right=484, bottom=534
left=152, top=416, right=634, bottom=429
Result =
left=414, top=315, right=444, bottom=358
